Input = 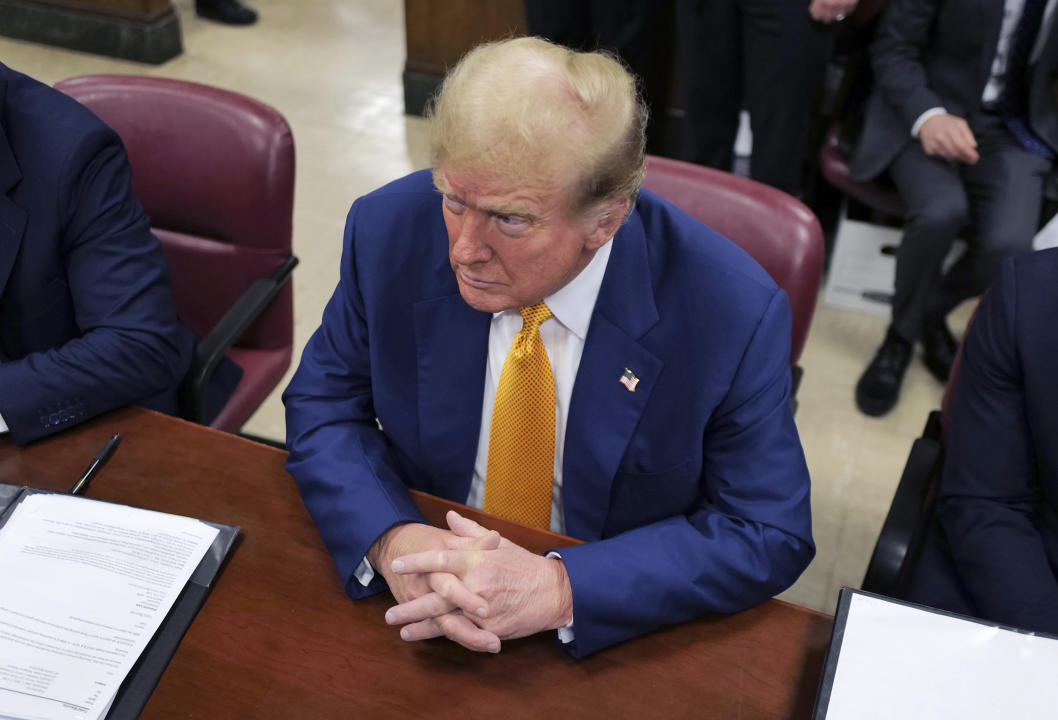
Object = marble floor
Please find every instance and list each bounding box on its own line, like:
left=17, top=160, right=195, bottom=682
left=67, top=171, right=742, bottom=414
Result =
left=0, top=0, right=973, bottom=615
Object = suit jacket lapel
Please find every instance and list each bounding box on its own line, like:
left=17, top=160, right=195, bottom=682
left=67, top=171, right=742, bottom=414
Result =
left=563, top=210, right=662, bottom=541
left=0, top=77, right=26, bottom=301
left=414, top=290, right=490, bottom=502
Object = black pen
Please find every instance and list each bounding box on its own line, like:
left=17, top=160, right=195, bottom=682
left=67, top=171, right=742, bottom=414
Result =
left=70, top=433, right=121, bottom=496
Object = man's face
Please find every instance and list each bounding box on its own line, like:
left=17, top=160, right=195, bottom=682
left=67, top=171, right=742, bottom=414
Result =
left=439, top=168, right=612, bottom=314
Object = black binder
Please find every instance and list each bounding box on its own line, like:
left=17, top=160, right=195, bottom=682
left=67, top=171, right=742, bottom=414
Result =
left=0, top=483, right=240, bottom=720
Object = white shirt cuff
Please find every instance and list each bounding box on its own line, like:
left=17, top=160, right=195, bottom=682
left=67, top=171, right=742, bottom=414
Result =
left=547, top=550, right=574, bottom=643
left=354, top=556, right=375, bottom=587
left=0, top=414, right=7, bottom=434
left=912, top=107, right=947, bottom=138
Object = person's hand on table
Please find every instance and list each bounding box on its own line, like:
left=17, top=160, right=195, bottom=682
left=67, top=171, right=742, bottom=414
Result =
left=919, top=113, right=980, bottom=164
left=368, top=520, right=503, bottom=652
left=385, top=511, right=574, bottom=653
left=809, top=0, right=858, bottom=23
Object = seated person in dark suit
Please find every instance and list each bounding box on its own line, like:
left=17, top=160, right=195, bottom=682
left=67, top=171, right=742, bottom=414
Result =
left=0, top=63, right=196, bottom=445
left=909, top=248, right=1058, bottom=635
left=850, top=0, right=1058, bottom=416
left=284, top=37, right=814, bottom=658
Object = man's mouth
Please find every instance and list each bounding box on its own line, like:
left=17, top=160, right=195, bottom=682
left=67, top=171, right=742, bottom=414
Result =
left=458, top=271, right=499, bottom=288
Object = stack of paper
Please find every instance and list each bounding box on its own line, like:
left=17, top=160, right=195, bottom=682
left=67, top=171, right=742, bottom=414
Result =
left=0, top=494, right=218, bottom=720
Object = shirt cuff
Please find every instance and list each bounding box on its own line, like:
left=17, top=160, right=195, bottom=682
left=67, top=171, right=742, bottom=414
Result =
left=547, top=550, right=574, bottom=643
left=912, top=107, right=948, bottom=138
left=0, top=412, right=8, bottom=434
left=354, top=556, right=375, bottom=587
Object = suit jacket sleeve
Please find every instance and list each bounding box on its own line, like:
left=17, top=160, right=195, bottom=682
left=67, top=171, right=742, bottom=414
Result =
left=0, top=127, right=192, bottom=445
left=939, top=261, right=1058, bottom=634
left=556, top=290, right=814, bottom=657
left=284, top=202, right=426, bottom=598
left=871, top=0, right=946, bottom=132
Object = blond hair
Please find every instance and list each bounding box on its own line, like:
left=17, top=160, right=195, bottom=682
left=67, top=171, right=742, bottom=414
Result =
left=427, top=37, right=647, bottom=214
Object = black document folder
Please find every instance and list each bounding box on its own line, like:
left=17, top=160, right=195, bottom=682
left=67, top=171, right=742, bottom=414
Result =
left=0, top=483, right=240, bottom=720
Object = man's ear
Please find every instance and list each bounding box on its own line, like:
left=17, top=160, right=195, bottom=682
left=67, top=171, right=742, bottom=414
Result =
left=585, top=197, right=632, bottom=250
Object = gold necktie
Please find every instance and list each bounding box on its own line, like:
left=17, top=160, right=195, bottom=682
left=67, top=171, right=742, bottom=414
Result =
left=483, top=301, right=555, bottom=529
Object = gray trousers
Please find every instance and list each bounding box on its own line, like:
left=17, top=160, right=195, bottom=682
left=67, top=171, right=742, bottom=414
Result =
left=888, top=111, right=1052, bottom=342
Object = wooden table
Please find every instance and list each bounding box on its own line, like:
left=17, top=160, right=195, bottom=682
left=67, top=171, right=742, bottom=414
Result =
left=0, top=408, right=834, bottom=719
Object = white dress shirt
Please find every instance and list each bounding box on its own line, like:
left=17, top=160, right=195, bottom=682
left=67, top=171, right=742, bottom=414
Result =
left=354, top=240, right=613, bottom=588
left=911, top=0, right=1058, bottom=136
left=464, top=238, right=612, bottom=535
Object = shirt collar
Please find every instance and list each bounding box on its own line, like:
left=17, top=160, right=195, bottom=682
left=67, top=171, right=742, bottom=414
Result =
left=494, top=238, right=613, bottom=340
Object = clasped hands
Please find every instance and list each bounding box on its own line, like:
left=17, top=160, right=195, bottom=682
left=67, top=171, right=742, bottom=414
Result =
left=367, top=511, right=573, bottom=653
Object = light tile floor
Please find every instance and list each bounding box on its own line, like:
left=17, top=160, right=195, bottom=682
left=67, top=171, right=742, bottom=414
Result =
left=0, top=0, right=974, bottom=615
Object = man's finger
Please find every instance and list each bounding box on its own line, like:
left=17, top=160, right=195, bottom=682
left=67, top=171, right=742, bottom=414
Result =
left=385, top=576, right=490, bottom=625
left=939, top=132, right=964, bottom=161
left=443, top=528, right=501, bottom=551
left=428, top=570, right=490, bottom=614
left=386, top=591, right=456, bottom=625
left=447, top=511, right=514, bottom=548
left=399, top=613, right=501, bottom=653
left=398, top=616, right=445, bottom=641
left=956, top=125, right=979, bottom=163
left=392, top=548, right=469, bottom=575
left=446, top=510, right=491, bottom=537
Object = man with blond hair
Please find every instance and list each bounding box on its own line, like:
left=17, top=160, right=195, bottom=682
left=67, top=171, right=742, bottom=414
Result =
left=284, top=37, right=813, bottom=658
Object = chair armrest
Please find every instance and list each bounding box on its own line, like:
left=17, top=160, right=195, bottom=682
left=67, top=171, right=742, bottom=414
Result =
left=862, top=410, right=945, bottom=596
left=182, top=255, right=299, bottom=423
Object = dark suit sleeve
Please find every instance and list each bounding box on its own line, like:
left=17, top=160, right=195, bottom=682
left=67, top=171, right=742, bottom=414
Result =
left=939, top=261, right=1058, bottom=634
left=871, top=0, right=946, bottom=132
left=557, top=290, right=814, bottom=657
left=0, top=128, right=192, bottom=445
left=283, top=203, right=425, bottom=598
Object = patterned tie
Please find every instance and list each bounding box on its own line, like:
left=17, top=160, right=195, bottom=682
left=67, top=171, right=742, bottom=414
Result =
left=483, top=301, right=555, bottom=529
left=1001, top=0, right=1055, bottom=158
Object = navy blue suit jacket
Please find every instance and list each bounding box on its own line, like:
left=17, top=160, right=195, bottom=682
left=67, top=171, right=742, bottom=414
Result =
left=938, top=248, right=1058, bottom=634
left=0, top=64, right=194, bottom=444
left=284, top=170, right=814, bottom=657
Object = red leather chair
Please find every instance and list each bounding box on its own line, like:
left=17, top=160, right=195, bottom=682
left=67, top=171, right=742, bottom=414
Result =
left=55, top=75, right=297, bottom=433
left=819, top=123, right=906, bottom=218
left=642, top=155, right=825, bottom=401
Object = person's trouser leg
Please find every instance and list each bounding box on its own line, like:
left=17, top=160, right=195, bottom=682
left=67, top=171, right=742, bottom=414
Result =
left=928, top=113, right=1052, bottom=318
left=741, top=0, right=833, bottom=195
left=887, top=142, right=970, bottom=343
left=675, top=0, right=741, bottom=171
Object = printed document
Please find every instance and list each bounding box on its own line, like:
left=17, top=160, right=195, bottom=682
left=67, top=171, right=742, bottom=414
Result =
left=0, top=494, right=218, bottom=720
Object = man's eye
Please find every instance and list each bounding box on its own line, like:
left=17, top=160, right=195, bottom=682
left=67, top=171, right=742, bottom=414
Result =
left=443, top=196, right=466, bottom=213
left=496, top=214, right=529, bottom=231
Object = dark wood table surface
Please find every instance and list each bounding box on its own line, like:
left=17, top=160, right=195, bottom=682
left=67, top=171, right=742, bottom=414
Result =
left=0, top=407, right=834, bottom=719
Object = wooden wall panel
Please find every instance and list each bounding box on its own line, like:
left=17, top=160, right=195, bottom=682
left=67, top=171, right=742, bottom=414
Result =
left=403, top=0, right=525, bottom=114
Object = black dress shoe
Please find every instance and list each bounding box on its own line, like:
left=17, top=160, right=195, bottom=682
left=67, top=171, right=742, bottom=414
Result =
left=196, top=0, right=258, bottom=25
left=921, top=315, right=958, bottom=382
left=856, top=328, right=913, bottom=417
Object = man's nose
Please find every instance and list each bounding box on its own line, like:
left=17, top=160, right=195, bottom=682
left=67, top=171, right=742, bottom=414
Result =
left=450, top=212, right=492, bottom=264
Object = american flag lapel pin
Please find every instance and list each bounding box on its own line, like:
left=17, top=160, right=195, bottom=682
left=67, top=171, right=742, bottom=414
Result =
left=619, top=368, right=639, bottom=392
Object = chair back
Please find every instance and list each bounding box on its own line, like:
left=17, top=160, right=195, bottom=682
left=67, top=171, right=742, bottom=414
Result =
left=56, top=75, right=296, bottom=430
left=643, top=155, right=824, bottom=366
left=819, top=123, right=906, bottom=217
